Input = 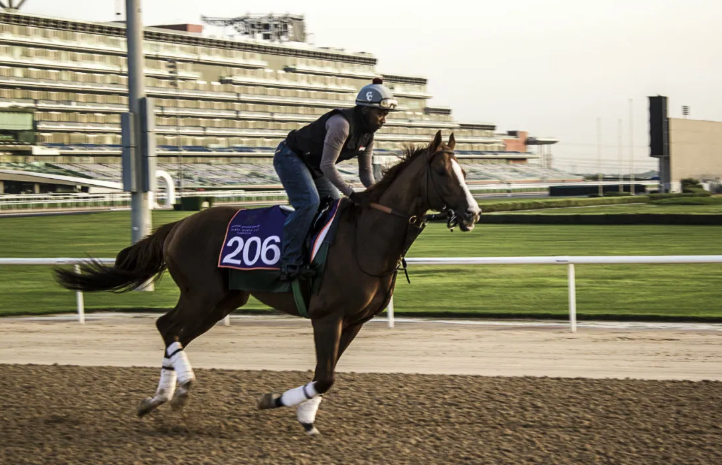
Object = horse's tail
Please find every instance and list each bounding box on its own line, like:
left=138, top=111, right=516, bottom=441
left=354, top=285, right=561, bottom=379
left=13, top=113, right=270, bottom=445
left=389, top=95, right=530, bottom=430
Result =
left=54, top=220, right=180, bottom=293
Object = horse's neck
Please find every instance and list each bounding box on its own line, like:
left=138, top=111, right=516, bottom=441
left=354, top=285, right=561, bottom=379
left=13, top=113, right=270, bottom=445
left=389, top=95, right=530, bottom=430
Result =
left=355, top=155, right=428, bottom=271
left=377, top=154, right=428, bottom=218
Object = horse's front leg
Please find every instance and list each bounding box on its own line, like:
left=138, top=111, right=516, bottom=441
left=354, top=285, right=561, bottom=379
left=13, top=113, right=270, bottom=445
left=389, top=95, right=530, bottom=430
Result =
left=258, top=315, right=342, bottom=435
left=294, top=322, right=364, bottom=432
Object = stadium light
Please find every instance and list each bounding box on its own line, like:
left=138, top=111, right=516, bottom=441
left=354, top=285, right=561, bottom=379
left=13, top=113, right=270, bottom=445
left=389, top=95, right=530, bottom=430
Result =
left=0, top=0, right=29, bottom=12
left=167, top=59, right=182, bottom=200
left=125, top=0, right=154, bottom=290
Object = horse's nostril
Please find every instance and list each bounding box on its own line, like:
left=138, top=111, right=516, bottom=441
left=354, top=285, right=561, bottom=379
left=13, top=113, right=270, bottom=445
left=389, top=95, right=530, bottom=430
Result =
left=463, top=210, right=479, bottom=224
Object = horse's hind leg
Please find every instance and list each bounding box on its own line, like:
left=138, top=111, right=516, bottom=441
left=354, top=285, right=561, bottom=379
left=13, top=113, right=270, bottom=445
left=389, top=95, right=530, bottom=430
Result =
left=138, top=302, right=186, bottom=418
left=137, top=288, right=239, bottom=417
left=137, top=308, right=180, bottom=417
left=167, top=290, right=250, bottom=412
left=178, top=290, right=249, bottom=348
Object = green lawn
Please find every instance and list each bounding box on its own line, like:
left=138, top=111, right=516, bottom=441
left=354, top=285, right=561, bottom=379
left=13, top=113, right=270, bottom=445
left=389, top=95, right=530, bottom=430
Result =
left=404, top=224, right=722, bottom=319
left=1, top=210, right=721, bottom=320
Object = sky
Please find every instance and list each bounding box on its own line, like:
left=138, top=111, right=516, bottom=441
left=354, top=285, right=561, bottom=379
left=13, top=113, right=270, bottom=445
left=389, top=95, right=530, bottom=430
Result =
left=15, top=0, right=722, bottom=173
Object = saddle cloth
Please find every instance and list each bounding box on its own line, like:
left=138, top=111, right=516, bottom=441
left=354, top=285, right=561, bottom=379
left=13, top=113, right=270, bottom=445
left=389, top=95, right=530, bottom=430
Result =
left=218, top=199, right=342, bottom=271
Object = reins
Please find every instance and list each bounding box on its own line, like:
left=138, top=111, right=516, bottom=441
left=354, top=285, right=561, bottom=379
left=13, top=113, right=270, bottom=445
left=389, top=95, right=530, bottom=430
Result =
left=353, top=148, right=459, bottom=280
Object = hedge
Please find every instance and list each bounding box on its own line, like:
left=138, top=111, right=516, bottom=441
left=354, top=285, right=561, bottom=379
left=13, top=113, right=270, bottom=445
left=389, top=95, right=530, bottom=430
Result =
left=478, top=214, right=722, bottom=225
left=550, top=184, right=646, bottom=196
left=600, top=191, right=633, bottom=197
left=651, top=197, right=722, bottom=205
left=175, top=196, right=215, bottom=211
left=480, top=196, right=649, bottom=213
left=649, top=192, right=712, bottom=200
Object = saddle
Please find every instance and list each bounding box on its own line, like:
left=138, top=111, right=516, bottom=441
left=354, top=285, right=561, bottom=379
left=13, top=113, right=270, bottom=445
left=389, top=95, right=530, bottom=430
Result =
left=219, top=197, right=344, bottom=317
left=305, top=196, right=338, bottom=261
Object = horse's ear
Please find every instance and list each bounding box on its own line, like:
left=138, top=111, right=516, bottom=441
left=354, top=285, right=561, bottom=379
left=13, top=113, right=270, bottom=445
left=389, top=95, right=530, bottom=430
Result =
left=448, top=133, right=456, bottom=150
left=429, top=130, right=442, bottom=154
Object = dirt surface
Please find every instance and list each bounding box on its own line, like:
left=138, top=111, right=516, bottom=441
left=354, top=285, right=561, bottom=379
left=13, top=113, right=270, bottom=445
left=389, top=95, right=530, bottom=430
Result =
left=1, top=364, right=721, bottom=465
left=1, top=314, right=722, bottom=380
left=3, top=315, right=722, bottom=464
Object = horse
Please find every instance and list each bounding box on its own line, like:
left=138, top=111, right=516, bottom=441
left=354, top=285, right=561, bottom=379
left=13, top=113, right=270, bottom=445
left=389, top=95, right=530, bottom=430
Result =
left=54, top=131, right=481, bottom=435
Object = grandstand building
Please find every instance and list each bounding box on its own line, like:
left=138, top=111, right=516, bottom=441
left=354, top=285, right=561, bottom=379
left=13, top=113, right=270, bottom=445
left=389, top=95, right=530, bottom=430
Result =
left=0, top=10, right=572, bottom=193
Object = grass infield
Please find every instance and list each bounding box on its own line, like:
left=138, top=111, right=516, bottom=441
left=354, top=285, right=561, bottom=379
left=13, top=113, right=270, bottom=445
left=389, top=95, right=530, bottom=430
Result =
left=1, top=206, right=720, bottom=320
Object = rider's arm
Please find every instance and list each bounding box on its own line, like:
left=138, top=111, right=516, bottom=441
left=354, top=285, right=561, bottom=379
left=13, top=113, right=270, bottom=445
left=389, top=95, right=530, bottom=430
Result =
left=320, top=115, right=355, bottom=197
left=358, top=140, right=375, bottom=188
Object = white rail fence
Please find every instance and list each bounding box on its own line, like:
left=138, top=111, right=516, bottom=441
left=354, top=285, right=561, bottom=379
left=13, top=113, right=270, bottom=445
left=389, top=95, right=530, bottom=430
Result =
left=2, top=255, right=721, bottom=332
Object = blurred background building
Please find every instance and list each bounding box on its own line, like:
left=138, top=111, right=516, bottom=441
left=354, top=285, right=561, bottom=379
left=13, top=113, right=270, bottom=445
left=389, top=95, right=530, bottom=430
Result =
left=0, top=7, right=576, bottom=195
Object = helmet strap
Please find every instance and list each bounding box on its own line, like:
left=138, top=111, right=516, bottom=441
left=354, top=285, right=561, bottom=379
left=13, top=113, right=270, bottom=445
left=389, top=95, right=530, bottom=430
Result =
left=354, top=106, right=374, bottom=133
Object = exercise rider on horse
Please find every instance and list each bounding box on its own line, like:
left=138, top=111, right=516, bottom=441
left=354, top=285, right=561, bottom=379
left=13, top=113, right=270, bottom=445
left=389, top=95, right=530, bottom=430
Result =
left=273, top=78, right=398, bottom=282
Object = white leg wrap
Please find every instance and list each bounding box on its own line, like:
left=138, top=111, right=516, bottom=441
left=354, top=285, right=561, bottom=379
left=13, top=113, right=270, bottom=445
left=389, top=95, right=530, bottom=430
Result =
left=167, top=342, right=195, bottom=385
left=153, top=359, right=177, bottom=402
left=280, top=382, right=319, bottom=407
left=297, top=396, right=323, bottom=425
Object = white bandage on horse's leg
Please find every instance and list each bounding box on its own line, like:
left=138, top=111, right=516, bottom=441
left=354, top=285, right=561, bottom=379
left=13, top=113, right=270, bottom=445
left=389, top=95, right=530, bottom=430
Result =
left=297, top=395, right=323, bottom=425
left=166, top=341, right=195, bottom=385
left=154, top=358, right=177, bottom=402
left=278, top=382, right=319, bottom=407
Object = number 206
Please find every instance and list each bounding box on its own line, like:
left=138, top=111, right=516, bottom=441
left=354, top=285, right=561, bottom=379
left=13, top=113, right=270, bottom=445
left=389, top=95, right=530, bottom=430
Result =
left=222, top=235, right=281, bottom=266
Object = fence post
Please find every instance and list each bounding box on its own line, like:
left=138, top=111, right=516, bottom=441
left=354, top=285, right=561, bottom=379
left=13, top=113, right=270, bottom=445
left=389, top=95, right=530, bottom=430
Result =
left=568, top=263, right=576, bottom=333
left=223, top=315, right=230, bottom=326
left=387, top=296, right=395, bottom=329
left=75, top=264, right=85, bottom=324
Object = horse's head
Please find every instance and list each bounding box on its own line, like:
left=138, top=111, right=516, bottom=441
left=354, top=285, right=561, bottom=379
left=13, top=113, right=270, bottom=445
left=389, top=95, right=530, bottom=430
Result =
left=424, top=131, right=481, bottom=231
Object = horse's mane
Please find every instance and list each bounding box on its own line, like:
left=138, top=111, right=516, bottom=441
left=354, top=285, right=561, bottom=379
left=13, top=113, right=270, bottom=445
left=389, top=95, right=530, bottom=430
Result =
left=364, top=144, right=428, bottom=202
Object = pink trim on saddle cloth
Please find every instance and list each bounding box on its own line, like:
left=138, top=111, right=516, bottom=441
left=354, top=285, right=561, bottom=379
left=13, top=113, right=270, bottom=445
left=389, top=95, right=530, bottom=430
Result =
left=217, top=209, right=245, bottom=269
left=310, top=202, right=340, bottom=262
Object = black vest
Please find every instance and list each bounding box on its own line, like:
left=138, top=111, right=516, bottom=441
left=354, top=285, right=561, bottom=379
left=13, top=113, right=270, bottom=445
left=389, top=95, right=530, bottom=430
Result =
left=285, top=107, right=374, bottom=175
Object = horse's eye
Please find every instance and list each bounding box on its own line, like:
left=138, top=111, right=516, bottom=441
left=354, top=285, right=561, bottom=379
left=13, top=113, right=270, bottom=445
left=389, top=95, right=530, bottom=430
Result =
left=435, top=168, right=447, bottom=177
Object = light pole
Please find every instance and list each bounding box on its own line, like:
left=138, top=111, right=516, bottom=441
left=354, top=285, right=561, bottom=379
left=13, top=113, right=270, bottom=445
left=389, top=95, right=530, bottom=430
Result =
left=122, top=0, right=154, bottom=291
left=618, top=119, right=623, bottom=193
left=629, top=99, right=634, bottom=196
left=597, top=117, right=602, bottom=197
left=167, top=59, right=182, bottom=202
left=125, top=0, right=151, bottom=244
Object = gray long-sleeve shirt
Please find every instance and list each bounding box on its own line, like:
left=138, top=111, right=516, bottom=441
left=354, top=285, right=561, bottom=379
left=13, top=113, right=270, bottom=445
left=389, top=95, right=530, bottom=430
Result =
left=319, top=114, right=375, bottom=197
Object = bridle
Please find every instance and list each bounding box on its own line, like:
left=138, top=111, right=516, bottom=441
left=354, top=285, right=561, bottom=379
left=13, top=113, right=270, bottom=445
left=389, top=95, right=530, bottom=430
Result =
left=354, top=147, right=462, bottom=279
left=369, top=148, right=460, bottom=229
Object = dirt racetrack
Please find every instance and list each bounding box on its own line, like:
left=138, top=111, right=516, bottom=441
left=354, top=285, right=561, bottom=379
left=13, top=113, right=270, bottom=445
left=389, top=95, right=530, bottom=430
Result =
left=1, top=365, right=721, bottom=465
left=2, top=315, right=722, bottom=464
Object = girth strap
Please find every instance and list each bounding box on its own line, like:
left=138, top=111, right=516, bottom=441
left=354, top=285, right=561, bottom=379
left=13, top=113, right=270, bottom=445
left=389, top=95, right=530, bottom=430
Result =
left=292, top=279, right=309, bottom=318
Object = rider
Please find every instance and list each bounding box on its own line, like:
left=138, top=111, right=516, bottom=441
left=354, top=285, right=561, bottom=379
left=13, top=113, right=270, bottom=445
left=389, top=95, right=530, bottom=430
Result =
left=273, top=78, right=398, bottom=282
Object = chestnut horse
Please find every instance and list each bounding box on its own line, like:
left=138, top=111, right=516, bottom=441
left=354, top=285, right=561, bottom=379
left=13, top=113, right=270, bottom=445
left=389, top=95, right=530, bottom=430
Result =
left=55, top=131, right=481, bottom=435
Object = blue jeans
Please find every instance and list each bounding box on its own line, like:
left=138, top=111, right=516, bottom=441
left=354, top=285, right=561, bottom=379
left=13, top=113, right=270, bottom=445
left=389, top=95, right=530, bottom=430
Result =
left=273, top=141, right=340, bottom=267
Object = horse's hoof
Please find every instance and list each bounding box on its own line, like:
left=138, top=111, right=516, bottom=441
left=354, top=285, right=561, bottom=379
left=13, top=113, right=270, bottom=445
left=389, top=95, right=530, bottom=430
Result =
left=301, top=422, right=320, bottom=436
left=170, top=381, right=193, bottom=411
left=258, top=393, right=281, bottom=410
left=137, top=397, right=161, bottom=418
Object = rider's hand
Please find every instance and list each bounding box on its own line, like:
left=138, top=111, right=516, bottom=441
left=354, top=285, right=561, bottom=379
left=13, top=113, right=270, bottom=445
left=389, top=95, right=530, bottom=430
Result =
left=349, top=192, right=368, bottom=207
